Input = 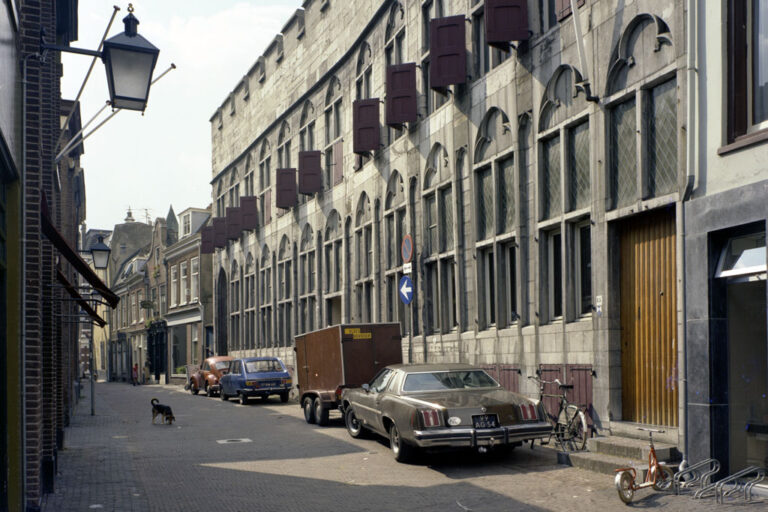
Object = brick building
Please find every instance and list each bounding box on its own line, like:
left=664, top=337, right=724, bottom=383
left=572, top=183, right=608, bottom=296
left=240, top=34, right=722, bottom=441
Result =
left=209, top=0, right=692, bottom=461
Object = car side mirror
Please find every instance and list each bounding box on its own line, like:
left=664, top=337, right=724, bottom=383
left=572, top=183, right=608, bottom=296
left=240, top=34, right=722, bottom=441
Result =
left=362, top=383, right=370, bottom=393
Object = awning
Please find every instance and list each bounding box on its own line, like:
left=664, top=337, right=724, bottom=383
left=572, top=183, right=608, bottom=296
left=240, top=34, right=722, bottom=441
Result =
left=56, top=269, right=107, bottom=327
left=40, top=194, right=119, bottom=308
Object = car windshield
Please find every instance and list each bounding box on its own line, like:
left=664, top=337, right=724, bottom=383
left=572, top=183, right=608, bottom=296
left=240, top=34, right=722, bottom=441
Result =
left=213, top=362, right=230, bottom=370
left=402, top=370, right=499, bottom=392
left=245, top=360, right=283, bottom=373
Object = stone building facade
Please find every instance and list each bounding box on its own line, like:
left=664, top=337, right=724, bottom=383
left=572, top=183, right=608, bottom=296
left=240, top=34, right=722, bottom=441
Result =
left=210, top=0, right=689, bottom=452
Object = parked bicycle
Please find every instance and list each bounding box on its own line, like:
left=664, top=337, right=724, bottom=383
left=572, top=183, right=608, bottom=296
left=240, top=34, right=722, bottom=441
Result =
left=527, top=375, right=588, bottom=451
left=614, top=427, right=675, bottom=504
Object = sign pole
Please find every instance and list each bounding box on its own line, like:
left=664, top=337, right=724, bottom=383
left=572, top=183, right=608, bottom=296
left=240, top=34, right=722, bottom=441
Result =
left=401, top=235, right=414, bottom=363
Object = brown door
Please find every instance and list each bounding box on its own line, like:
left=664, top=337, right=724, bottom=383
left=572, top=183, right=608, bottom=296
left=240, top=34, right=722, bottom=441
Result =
left=619, top=209, right=678, bottom=426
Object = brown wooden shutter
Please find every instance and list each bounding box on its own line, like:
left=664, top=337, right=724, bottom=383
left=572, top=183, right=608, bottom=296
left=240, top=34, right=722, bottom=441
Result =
left=333, top=140, right=343, bottom=185
left=486, top=0, right=529, bottom=49
left=298, top=150, right=323, bottom=194
left=200, top=226, right=215, bottom=254
left=728, top=0, right=748, bottom=141
left=353, top=99, right=381, bottom=154
left=430, top=16, right=467, bottom=89
left=386, top=63, right=418, bottom=126
left=240, top=196, right=258, bottom=231
left=263, top=189, right=272, bottom=224
left=225, top=207, right=241, bottom=240
left=556, top=0, right=585, bottom=22
left=212, top=217, right=227, bottom=248
left=276, top=168, right=297, bottom=208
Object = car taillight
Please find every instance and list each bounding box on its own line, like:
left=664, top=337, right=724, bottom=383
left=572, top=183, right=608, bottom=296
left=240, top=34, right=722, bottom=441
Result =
left=419, top=409, right=442, bottom=428
left=335, top=386, right=344, bottom=401
left=519, top=403, right=538, bottom=421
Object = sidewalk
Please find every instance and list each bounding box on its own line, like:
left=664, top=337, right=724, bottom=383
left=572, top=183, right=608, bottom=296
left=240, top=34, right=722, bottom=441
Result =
left=42, top=380, right=153, bottom=512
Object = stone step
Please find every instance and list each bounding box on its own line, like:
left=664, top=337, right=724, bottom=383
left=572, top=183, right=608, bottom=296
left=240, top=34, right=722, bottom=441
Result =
left=609, top=421, right=678, bottom=444
left=587, top=435, right=680, bottom=462
left=567, top=450, right=677, bottom=479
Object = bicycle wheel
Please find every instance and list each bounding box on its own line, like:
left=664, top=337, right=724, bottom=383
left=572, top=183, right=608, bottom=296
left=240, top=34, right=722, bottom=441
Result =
left=615, top=471, right=634, bottom=504
left=566, top=406, right=588, bottom=451
left=651, top=464, right=675, bottom=491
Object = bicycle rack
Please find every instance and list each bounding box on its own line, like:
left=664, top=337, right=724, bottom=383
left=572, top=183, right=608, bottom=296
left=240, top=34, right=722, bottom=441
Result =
left=714, top=466, right=766, bottom=504
left=673, top=458, right=720, bottom=495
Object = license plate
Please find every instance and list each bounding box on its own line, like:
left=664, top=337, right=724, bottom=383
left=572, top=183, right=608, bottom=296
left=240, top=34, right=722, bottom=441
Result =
left=472, top=414, right=499, bottom=429
left=259, top=380, right=279, bottom=388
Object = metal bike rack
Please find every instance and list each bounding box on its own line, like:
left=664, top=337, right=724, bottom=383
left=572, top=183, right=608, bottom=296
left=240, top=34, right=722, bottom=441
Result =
left=673, top=458, right=720, bottom=495
left=714, top=466, right=765, bottom=504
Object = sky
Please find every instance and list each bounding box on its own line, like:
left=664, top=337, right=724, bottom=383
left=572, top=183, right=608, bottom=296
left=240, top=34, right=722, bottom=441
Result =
left=61, top=0, right=303, bottom=231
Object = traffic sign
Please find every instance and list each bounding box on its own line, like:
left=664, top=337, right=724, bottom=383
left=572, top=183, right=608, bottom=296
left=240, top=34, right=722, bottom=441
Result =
left=401, top=234, right=413, bottom=263
left=399, top=275, right=414, bottom=305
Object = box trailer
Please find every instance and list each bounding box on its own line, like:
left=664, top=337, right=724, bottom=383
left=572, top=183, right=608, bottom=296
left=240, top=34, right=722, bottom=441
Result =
left=294, top=323, right=402, bottom=425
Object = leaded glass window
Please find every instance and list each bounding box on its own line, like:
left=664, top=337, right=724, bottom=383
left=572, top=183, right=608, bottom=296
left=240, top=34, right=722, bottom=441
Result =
left=648, top=80, right=677, bottom=196
left=568, top=121, right=590, bottom=211
left=476, top=166, right=494, bottom=240
left=543, top=136, right=561, bottom=219
left=498, top=156, right=515, bottom=233
left=611, top=99, right=637, bottom=208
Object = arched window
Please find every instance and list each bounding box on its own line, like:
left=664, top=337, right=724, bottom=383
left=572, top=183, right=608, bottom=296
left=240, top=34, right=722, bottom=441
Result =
left=299, top=224, right=316, bottom=334
left=277, top=121, right=291, bottom=169
left=216, top=179, right=225, bottom=216
left=385, top=2, right=406, bottom=144
left=473, top=107, right=517, bottom=330
left=423, top=144, right=456, bottom=333
left=422, top=0, right=448, bottom=115
left=277, top=236, right=293, bottom=346
left=228, top=168, right=240, bottom=208
left=324, top=76, right=343, bottom=189
left=384, top=171, right=408, bottom=333
left=354, top=193, right=373, bottom=322
left=323, top=210, right=342, bottom=326
left=244, top=253, right=255, bottom=351
left=229, top=259, right=241, bottom=351
left=258, top=140, right=272, bottom=227
left=356, top=43, right=372, bottom=100
left=299, top=100, right=315, bottom=151
left=259, top=245, right=272, bottom=348
left=244, top=154, right=255, bottom=197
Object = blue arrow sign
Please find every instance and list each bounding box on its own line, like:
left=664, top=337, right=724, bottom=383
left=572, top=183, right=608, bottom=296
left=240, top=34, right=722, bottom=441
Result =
left=399, top=275, right=414, bottom=305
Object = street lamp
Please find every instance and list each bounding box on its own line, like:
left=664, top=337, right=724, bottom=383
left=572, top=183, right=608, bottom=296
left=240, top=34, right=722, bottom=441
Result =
left=90, top=236, right=111, bottom=270
left=41, top=3, right=160, bottom=113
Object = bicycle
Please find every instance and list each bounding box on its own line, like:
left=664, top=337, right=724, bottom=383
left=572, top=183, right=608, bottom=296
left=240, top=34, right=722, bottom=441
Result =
left=614, top=427, right=675, bottom=504
left=527, top=375, right=589, bottom=451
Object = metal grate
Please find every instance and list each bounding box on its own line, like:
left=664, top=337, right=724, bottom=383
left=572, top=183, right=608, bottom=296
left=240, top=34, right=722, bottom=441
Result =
left=498, top=156, right=515, bottom=233
left=476, top=166, right=494, bottom=240
left=543, top=136, right=561, bottom=219
left=649, top=80, right=678, bottom=196
left=611, top=99, right=637, bottom=208
left=568, top=121, right=590, bottom=211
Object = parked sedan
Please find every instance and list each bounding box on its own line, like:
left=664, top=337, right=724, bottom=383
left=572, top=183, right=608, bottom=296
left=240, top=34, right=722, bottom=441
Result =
left=219, top=357, right=292, bottom=405
left=189, top=356, right=232, bottom=397
left=341, top=363, right=551, bottom=462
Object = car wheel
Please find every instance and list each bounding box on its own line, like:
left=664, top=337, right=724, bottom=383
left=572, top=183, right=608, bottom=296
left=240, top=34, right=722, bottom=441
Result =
left=314, top=398, right=329, bottom=426
left=280, top=391, right=289, bottom=403
left=220, top=388, right=228, bottom=401
left=389, top=422, right=414, bottom=463
left=190, top=382, right=198, bottom=395
left=303, top=397, right=316, bottom=424
left=240, top=393, right=249, bottom=405
left=345, top=407, right=365, bottom=438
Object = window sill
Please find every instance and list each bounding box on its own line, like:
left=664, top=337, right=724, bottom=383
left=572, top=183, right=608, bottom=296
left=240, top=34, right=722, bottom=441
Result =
left=718, top=128, right=768, bottom=155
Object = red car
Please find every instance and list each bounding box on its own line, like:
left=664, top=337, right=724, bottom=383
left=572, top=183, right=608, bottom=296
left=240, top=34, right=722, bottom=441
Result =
left=189, top=356, right=233, bottom=397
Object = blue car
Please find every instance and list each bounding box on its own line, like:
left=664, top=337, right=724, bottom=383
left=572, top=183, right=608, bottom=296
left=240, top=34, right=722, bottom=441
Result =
left=219, top=357, right=292, bottom=405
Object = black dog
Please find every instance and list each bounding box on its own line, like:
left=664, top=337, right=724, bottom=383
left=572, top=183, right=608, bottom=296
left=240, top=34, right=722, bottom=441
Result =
left=150, top=398, right=175, bottom=425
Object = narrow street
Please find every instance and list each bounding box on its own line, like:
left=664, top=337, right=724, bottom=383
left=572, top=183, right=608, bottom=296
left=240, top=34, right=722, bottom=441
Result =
left=41, top=382, right=760, bottom=512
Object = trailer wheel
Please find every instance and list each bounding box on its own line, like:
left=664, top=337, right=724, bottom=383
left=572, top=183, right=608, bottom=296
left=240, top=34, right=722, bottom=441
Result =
left=303, top=396, right=316, bottom=424
left=314, top=398, right=329, bottom=426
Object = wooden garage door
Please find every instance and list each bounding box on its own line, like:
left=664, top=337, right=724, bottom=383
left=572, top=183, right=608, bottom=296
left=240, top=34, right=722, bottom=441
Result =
left=620, top=209, right=678, bottom=426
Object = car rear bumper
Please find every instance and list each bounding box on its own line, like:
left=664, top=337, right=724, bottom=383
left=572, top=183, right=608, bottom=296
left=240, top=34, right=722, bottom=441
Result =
left=412, top=421, right=552, bottom=448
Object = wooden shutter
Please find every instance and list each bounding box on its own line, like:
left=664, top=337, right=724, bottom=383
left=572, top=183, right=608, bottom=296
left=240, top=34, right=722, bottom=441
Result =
left=276, top=168, right=297, bottom=209
left=225, top=207, right=241, bottom=240
left=332, top=140, right=343, bottom=185
left=263, top=189, right=272, bottom=224
left=430, top=16, right=467, bottom=89
left=353, top=99, right=380, bottom=154
left=212, top=217, right=227, bottom=248
left=386, top=63, right=418, bottom=126
left=556, top=0, right=585, bottom=22
left=728, top=0, right=748, bottom=141
left=240, top=196, right=258, bottom=231
left=298, top=150, right=322, bottom=194
left=486, top=0, right=529, bottom=49
left=200, top=226, right=215, bottom=254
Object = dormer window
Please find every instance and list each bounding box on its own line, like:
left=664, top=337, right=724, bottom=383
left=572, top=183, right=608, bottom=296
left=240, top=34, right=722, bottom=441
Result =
left=182, top=214, right=191, bottom=237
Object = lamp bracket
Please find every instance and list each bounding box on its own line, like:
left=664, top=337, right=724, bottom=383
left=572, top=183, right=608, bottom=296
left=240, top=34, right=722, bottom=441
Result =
left=39, top=29, right=102, bottom=59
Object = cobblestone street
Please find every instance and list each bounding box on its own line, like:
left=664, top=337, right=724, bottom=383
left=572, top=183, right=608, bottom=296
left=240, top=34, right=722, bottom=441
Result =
left=38, top=381, right=765, bottom=511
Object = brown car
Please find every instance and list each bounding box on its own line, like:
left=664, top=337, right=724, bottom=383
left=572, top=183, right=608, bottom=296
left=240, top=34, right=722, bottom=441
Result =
left=189, top=356, right=233, bottom=397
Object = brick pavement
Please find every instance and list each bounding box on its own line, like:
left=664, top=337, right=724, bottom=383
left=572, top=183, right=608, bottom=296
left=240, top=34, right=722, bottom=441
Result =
left=43, top=381, right=766, bottom=512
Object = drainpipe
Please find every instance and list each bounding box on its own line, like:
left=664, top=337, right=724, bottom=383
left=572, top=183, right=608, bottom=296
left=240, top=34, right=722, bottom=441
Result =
left=680, top=0, right=699, bottom=471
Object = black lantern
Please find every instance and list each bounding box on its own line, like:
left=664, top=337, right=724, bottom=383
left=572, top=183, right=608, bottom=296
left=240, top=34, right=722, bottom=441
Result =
left=90, top=236, right=111, bottom=270
left=101, top=5, right=160, bottom=112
